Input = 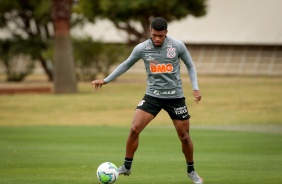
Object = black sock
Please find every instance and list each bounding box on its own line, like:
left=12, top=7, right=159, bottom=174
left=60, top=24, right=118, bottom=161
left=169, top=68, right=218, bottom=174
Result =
left=187, top=161, right=195, bottom=173
left=124, top=157, right=133, bottom=170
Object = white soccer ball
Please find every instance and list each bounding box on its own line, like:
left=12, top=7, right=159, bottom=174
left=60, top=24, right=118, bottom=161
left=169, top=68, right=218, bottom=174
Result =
left=96, top=162, right=119, bottom=184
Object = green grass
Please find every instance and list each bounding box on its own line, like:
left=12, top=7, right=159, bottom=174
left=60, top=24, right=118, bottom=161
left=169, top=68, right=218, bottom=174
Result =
left=0, top=75, right=282, bottom=127
left=0, top=126, right=281, bottom=184
left=0, top=75, right=282, bottom=183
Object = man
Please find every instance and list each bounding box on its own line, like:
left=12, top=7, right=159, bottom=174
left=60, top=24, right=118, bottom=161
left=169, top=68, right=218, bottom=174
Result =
left=91, top=17, right=203, bottom=184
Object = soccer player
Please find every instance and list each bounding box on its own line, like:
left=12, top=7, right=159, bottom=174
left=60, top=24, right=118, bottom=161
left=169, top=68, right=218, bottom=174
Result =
left=91, top=17, right=203, bottom=184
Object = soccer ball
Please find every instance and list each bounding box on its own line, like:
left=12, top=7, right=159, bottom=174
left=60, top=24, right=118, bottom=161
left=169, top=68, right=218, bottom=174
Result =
left=96, top=162, right=119, bottom=184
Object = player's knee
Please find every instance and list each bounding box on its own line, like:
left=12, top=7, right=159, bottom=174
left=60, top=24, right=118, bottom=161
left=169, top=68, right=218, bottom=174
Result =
left=180, top=134, right=191, bottom=144
left=129, top=126, right=141, bottom=138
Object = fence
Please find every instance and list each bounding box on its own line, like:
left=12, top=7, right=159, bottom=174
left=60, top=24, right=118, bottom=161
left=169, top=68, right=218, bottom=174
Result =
left=186, top=45, right=282, bottom=76
left=1, top=44, right=281, bottom=77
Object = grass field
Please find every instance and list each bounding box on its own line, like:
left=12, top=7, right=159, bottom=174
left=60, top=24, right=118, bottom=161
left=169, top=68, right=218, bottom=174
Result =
left=0, top=126, right=281, bottom=184
left=1, top=74, right=281, bottom=127
left=0, top=74, right=282, bottom=183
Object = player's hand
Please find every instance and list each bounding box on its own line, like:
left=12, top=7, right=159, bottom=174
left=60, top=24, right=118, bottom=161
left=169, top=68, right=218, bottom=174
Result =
left=193, top=90, right=202, bottom=104
left=91, top=79, right=106, bottom=90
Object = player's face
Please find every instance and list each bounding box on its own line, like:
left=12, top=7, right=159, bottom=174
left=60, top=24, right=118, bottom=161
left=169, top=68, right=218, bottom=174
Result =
left=150, top=29, right=167, bottom=47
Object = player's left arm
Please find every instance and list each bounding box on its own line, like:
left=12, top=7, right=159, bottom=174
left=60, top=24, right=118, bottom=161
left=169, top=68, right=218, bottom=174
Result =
left=193, top=90, right=201, bottom=104
left=178, top=41, right=202, bottom=103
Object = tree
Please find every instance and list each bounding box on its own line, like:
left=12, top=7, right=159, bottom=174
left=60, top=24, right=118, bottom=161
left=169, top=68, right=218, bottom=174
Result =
left=72, top=37, right=104, bottom=81
left=0, top=38, right=34, bottom=81
left=0, top=0, right=54, bottom=81
left=52, top=0, right=77, bottom=93
left=75, top=0, right=207, bottom=44
left=73, top=37, right=129, bottom=81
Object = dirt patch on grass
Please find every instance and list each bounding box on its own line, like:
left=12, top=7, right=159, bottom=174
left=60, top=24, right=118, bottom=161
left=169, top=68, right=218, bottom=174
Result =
left=0, top=81, right=52, bottom=94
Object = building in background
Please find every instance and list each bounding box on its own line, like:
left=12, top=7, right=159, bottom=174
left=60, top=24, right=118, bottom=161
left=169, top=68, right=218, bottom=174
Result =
left=72, top=0, right=282, bottom=76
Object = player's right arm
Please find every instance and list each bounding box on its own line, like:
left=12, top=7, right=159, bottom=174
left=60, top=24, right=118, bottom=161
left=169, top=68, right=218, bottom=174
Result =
left=103, top=44, right=142, bottom=83
left=91, top=79, right=107, bottom=90
left=91, top=43, right=142, bottom=90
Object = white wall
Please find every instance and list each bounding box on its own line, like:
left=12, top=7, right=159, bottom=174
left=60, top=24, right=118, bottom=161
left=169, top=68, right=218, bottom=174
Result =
left=72, top=0, right=282, bottom=45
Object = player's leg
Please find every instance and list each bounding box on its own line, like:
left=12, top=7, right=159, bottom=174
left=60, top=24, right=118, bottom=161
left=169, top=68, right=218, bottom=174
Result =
left=118, top=109, right=155, bottom=176
left=173, top=119, right=203, bottom=184
left=118, top=109, right=154, bottom=176
left=119, top=95, right=161, bottom=176
left=126, top=109, right=155, bottom=158
left=164, top=97, right=203, bottom=183
left=163, top=98, right=194, bottom=163
left=173, top=119, right=193, bottom=163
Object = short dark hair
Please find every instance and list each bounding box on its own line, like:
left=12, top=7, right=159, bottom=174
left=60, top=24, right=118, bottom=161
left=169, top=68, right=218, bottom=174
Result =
left=151, top=17, right=167, bottom=31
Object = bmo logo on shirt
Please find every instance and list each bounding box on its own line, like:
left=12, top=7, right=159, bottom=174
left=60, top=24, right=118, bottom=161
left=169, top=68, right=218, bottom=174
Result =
left=150, top=63, right=173, bottom=73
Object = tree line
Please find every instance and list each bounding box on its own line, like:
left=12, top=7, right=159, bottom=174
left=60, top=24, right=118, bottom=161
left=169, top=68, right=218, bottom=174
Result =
left=0, top=0, right=206, bottom=93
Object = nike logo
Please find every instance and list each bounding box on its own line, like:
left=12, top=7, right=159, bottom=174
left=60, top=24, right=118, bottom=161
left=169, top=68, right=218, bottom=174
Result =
left=182, top=114, right=188, bottom=118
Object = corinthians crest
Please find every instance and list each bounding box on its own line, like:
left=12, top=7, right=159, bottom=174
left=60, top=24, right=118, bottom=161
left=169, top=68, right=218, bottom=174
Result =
left=167, top=47, right=176, bottom=58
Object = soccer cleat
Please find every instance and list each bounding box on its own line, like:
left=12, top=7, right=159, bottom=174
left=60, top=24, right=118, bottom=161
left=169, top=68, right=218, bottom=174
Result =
left=188, top=171, right=204, bottom=184
left=117, top=165, right=131, bottom=176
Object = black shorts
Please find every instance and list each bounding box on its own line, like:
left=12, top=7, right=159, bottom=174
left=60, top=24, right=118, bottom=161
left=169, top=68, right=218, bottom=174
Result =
left=136, top=94, right=191, bottom=120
